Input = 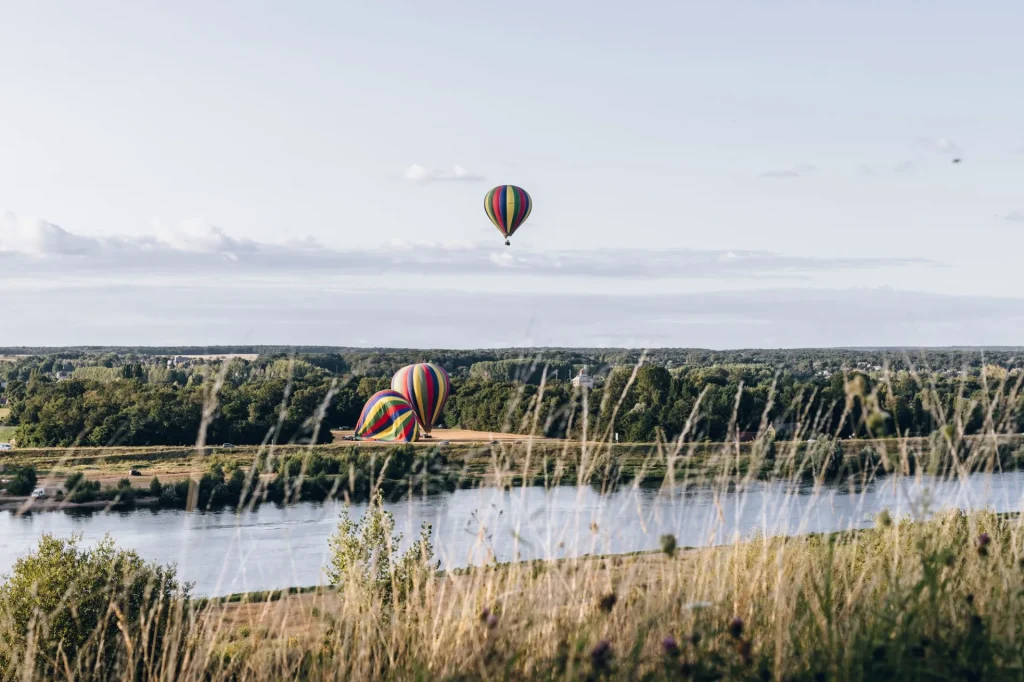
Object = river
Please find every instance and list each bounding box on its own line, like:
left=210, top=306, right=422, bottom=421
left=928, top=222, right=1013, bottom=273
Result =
left=2, top=472, right=1022, bottom=596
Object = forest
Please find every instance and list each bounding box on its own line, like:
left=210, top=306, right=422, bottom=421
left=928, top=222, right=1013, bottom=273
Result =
left=2, top=348, right=1022, bottom=447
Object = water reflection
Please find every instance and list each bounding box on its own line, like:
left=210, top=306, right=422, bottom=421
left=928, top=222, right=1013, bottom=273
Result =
left=2, top=471, right=1022, bottom=596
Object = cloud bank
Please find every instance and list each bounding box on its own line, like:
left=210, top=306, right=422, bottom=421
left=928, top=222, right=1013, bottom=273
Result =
left=0, top=210, right=932, bottom=281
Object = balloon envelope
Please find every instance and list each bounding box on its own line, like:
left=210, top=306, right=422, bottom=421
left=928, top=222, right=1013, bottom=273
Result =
left=354, top=390, right=419, bottom=442
left=391, top=363, right=451, bottom=434
left=484, top=185, right=532, bottom=242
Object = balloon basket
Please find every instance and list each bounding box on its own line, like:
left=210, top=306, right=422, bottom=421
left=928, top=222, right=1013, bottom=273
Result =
left=504, top=240, right=510, bottom=246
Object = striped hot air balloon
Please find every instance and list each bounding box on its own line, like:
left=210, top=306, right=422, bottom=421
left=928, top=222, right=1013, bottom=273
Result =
left=354, top=390, right=419, bottom=442
left=391, top=363, right=451, bottom=435
left=484, top=185, right=532, bottom=246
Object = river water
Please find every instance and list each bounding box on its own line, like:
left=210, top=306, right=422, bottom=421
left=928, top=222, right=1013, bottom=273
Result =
left=2, top=472, right=1023, bottom=596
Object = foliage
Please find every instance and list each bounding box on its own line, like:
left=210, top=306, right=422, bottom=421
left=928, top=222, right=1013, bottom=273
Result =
left=0, top=534, right=193, bottom=680
left=326, top=490, right=437, bottom=607
left=3, top=466, right=36, bottom=496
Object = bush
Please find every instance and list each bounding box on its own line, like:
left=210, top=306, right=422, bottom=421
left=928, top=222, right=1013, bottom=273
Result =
left=69, top=480, right=101, bottom=503
left=326, top=490, right=437, bottom=606
left=0, top=534, right=193, bottom=679
left=4, top=466, right=36, bottom=496
left=64, top=471, right=85, bottom=492
left=149, top=476, right=163, bottom=497
left=806, top=437, right=844, bottom=480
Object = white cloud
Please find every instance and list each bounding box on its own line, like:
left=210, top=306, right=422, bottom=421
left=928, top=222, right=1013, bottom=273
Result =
left=913, top=137, right=962, bottom=156
left=1004, top=210, right=1024, bottom=223
left=0, top=211, right=94, bottom=256
left=0, top=209, right=933, bottom=282
left=760, top=164, right=817, bottom=179
left=402, top=164, right=484, bottom=183
left=1010, top=145, right=1024, bottom=155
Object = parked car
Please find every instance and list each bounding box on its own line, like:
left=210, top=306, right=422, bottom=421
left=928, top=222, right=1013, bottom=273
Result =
left=342, top=435, right=356, bottom=441
left=440, top=441, right=450, bottom=446
left=128, top=469, right=142, bottom=476
left=221, top=443, right=235, bottom=449
left=31, top=488, right=46, bottom=499
left=0, top=443, right=12, bottom=452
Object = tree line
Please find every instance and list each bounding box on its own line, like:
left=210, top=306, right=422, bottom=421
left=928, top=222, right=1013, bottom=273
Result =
left=2, top=351, right=1023, bottom=447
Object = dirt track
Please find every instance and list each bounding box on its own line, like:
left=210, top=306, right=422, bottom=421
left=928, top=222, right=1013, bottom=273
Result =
left=331, top=427, right=561, bottom=445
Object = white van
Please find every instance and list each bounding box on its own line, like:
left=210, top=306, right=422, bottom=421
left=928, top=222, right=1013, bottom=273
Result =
left=0, top=443, right=12, bottom=452
left=31, top=488, right=46, bottom=499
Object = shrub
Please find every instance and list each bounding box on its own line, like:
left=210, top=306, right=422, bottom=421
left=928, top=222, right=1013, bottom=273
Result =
left=149, top=476, right=163, bottom=497
left=69, top=480, right=101, bottom=503
left=5, top=466, right=36, bottom=496
left=326, top=490, right=437, bottom=606
left=64, top=471, right=85, bottom=492
left=0, top=534, right=193, bottom=679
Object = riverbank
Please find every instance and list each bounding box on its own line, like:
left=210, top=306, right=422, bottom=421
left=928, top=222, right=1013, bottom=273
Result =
left=5, top=432, right=1024, bottom=510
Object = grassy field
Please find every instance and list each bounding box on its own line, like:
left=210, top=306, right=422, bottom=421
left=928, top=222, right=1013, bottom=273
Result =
left=4, top=415, right=1024, bottom=679
left=2, top=505, right=1021, bottom=680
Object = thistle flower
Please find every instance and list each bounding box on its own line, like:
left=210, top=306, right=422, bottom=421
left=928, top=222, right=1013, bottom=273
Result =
left=598, top=592, right=617, bottom=613
left=591, top=640, right=612, bottom=669
left=662, top=636, right=679, bottom=657
left=728, top=617, right=744, bottom=639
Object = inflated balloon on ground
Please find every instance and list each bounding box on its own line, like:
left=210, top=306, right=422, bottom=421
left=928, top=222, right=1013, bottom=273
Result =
left=354, top=390, right=419, bottom=442
left=391, top=363, right=451, bottom=435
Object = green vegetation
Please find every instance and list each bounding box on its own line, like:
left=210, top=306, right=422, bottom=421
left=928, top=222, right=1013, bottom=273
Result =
left=3, top=349, right=1024, bottom=449
left=4, top=508, right=1024, bottom=680
left=0, top=535, right=191, bottom=680
left=3, top=347, right=1024, bottom=678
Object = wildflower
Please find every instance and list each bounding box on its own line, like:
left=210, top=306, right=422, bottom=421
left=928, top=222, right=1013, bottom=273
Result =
left=486, top=613, right=499, bottom=629
left=977, top=533, right=991, bottom=557
left=591, top=640, right=613, bottom=669
left=660, top=533, right=678, bottom=558
left=598, top=592, right=617, bottom=613
left=728, top=617, right=744, bottom=639
left=662, top=636, right=680, bottom=657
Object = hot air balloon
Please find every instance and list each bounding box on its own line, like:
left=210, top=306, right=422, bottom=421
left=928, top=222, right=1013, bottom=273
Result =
left=484, top=185, right=532, bottom=246
left=354, top=390, right=419, bottom=442
left=391, top=363, right=451, bottom=436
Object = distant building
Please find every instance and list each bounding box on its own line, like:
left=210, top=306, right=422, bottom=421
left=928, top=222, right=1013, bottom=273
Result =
left=571, top=367, right=594, bottom=390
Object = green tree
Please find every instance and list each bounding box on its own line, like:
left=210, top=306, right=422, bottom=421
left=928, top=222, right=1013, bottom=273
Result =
left=4, top=466, right=36, bottom=496
left=0, top=534, right=192, bottom=679
left=326, top=491, right=436, bottom=606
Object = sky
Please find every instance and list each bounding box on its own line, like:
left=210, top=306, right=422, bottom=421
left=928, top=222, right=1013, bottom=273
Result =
left=2, top=1, right=1024, bottom=348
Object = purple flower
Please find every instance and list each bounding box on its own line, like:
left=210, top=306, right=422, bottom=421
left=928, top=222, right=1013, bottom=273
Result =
left=486, top=613, right=499, bottom=629
left=728, top=617, right=744, bottom=639
left=591, top=640, right=613, bottom=669
left=662, top=636, right=680, bottom=657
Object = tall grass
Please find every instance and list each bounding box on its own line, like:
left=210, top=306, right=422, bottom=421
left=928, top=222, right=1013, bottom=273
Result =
left=3, top=354, right=1024, bottom=680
